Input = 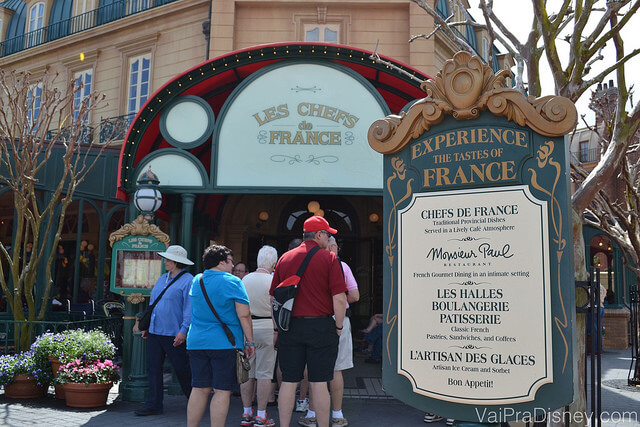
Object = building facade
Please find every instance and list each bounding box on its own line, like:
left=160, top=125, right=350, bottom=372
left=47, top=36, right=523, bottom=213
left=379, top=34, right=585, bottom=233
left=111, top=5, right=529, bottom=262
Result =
left=0, top=0, right=510, bottom=324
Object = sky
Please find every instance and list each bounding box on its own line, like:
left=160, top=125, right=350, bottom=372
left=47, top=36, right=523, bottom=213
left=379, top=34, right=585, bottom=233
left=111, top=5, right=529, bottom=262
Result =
left=467, top=0, right=640, bottom=127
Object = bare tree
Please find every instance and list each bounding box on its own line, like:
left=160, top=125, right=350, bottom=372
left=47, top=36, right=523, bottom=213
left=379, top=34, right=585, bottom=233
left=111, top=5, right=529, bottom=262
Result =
left=0, top=70, right=115, bottom=349
left=374, top=0, right=640, bottom=424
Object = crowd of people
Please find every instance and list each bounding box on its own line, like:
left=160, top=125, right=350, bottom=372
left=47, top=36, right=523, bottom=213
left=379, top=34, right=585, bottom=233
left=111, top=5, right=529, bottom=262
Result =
left=135, top=215, right=361, bottom=427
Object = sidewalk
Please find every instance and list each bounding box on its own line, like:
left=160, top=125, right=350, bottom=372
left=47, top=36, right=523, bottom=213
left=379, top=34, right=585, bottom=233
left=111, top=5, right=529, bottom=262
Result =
left=0, top=349, right=636, bottom=426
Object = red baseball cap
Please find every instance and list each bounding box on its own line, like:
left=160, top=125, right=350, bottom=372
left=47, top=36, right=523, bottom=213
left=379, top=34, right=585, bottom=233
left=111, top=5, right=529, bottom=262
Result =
left=303, top=216, right=338, bottom=234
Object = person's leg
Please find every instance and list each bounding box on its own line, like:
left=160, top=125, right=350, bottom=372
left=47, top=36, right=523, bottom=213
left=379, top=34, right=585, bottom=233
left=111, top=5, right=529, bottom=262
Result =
left=309, top=381, right=330, bottom=427
left=329, top=370, right=344, bottom=411
left=187, top=387, right=211, bottom=427
left=278, top=381, right=298, bottom=426
left=210, top=389, right=232, bottom=427
left=144, top=334, right=166, bottom=410
left=164, top=339, right=192, bottom=398
left=256, top=378, right=271, bottom=412
left=240, top=378, right=256, bottom=408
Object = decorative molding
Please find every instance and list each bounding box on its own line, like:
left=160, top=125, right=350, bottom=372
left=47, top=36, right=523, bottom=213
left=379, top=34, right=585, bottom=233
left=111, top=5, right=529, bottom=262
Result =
left=61, top=49, right=100, bottom=71
left=368, top=51, right=577, bottom=155
left=108, top=215, right=170, bottom=247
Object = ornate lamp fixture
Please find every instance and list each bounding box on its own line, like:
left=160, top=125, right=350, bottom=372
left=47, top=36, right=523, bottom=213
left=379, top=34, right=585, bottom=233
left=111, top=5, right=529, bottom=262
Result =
left=134, top=166, right=162, bottom=219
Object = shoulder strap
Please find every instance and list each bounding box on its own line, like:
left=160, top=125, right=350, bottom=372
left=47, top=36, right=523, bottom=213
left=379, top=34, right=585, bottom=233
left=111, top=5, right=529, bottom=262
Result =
left=200, top=275, right=237, bottom=347
left=149, top=270, right=187, bottom=310
left=296, top=245, right=321, bottom=278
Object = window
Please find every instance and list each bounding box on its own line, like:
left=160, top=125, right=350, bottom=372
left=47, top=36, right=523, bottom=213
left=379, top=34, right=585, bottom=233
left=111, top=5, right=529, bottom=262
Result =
left=74, top=69, right=93, bottom=125
left=128, top=0, right=151, bottom=14
left=127, top=53, right=151, bottom=116
left=304, top=24, right=339, bottom=43
left=579, top=140, right=590, bottom=162
left=27, top=3, right=45, bottom=47
left=74, top=0, right=96, bottom=32
left=0, top=19, right=3, bottom=42
left=482, top=38, right=489, bottom=62
left=27, top=84, right=42, bottom=130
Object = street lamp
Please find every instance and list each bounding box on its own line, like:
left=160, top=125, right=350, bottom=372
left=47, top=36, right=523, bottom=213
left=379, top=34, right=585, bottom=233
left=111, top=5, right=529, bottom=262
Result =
left=134, top=166, right=162, bottom=219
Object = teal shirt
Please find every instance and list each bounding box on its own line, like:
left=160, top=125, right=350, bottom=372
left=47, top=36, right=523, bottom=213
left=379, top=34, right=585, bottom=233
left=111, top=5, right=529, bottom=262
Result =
left=187, top=270, right=250, bottom=350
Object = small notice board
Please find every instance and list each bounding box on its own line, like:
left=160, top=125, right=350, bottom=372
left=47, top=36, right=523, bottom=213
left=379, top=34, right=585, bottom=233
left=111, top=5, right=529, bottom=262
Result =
left=109, top=215, right=170, bottom=296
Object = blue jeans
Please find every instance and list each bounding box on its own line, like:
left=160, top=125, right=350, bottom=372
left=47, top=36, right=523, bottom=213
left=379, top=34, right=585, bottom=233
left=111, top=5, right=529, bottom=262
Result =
left=366, top=324, right=382, bottom=361
left=145, top=333, right=192, bottom=410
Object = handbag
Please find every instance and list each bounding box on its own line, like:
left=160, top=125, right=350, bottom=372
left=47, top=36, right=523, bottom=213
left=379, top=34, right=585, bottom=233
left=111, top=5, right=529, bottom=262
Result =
left=138, top=270, right=187, bottom=331
left=199, top=276, right=250, bottom=384
left=272, top=246, right=320, bottom=332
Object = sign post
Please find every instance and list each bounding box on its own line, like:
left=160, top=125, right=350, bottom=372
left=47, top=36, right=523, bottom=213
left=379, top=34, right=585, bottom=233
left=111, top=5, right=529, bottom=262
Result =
left=368, top=52, right=577, bottom=423
left=108, top=215, right=170, bottom=401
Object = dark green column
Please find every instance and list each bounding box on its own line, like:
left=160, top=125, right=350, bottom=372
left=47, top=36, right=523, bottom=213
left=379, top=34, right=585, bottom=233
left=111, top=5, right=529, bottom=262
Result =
left=180, top=193, right=195, bottom=257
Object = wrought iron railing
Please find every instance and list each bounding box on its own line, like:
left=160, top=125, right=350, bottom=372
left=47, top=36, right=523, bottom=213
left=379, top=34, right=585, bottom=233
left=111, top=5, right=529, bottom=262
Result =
left=44, top=113, right=135, bottom=144
left=571, top=148, right=600, bottom=164
left=0, top=0, right=180, bottom=57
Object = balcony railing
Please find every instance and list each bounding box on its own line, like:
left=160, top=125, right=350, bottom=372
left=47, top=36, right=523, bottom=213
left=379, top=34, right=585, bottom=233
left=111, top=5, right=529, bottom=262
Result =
left=571, top=148, right=600, bottom=164
left=45, top=113, right=135, bottom=144
left=0, top=0, right=179, bottom=58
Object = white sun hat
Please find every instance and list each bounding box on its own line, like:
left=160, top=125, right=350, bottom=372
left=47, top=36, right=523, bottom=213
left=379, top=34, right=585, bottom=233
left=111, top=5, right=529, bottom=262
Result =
left=158, top=245, right=194, bottom=265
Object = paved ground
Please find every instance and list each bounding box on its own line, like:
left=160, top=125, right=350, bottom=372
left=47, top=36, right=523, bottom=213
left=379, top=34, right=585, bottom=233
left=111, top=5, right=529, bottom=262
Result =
left=0, top=349, right=637, bottom=426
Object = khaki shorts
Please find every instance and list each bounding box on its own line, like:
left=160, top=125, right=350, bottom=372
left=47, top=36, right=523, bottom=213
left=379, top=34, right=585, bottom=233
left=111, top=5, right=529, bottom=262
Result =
left=250, top=320, right=277, bottom=380
left=334, top=316, right=353, bottom=371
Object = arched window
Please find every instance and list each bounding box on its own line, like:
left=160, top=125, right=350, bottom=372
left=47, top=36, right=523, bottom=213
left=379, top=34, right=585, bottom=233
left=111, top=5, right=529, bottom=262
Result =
left=27, top=2, right=45, bottom=47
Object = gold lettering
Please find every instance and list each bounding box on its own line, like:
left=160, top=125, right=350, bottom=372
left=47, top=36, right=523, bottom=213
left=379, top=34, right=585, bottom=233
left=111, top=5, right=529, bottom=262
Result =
left=458, top=130, right=470, bottom=144
left=323, top=106, right=337, bottom=120
left=469, top=164, right=484, bottom=182
left=434, top=134, right=446, bottom=151
left=292, top=131, right=304, bottom=144
left=502, top=129, right=514, bottom=144
left=489, top=128, right=502, bottom=143
left=319, top=132, right=330, bottom=145
left=281, top=131, right=291, bottom=144
left=330, top=132, right=341, bottom=145
left=503, top=161, right=516, bottom=179
left=486, top=162, right=502, bottom=181
left=452, top=166, right=469, bottom=184
left=253, top=112, right=268, bottom=126
left=446, top=131, right=456, bottom=147
left=477, top=128, right=488, bottom=143
left=298, top=103, right=309, bottom=116
left=515, top=131, right=527, bottom=147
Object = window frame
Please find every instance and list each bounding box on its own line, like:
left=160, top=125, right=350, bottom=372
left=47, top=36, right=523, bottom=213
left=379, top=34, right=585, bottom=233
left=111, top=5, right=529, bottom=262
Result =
left=126, top=53, right=152, bottom=117
left=294, top=13, right=350, bottom=45
left=27, top=2, right=46, bottom=47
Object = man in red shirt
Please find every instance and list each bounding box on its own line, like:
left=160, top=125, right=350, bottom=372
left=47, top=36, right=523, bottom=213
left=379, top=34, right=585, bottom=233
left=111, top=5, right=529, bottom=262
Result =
left=270, top=216, right=347, bottom=427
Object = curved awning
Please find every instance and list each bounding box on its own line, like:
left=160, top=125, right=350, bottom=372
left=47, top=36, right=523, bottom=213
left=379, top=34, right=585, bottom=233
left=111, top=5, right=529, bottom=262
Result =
left=117, top=42, right=431, bottom=200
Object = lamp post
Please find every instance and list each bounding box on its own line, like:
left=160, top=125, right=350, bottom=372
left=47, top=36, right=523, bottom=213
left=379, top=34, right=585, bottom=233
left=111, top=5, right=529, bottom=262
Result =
left=121, top=166, right=162, bottom=402
left=134, top=167, right=162, bottom=220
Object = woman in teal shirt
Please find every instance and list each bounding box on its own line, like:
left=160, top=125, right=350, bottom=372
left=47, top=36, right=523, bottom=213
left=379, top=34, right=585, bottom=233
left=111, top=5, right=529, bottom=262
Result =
left=187, top=245, right=255, bottom=427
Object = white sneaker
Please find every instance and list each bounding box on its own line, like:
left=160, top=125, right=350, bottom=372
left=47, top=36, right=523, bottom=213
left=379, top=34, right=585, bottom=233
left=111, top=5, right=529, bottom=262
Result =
left=424, top=413, right=443, bottom=423
left=446, top=419, right=455, bottom=426
left=295, top=398, right=309, bottom=412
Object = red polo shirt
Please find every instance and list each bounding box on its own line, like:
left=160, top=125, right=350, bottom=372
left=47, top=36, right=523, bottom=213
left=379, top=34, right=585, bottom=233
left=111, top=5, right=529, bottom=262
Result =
left=270, top=240, right=347, bottom=317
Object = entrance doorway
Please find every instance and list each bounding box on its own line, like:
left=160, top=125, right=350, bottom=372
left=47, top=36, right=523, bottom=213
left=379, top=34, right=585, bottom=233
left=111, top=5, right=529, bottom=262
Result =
left=217, top=193, right=383, bottom=329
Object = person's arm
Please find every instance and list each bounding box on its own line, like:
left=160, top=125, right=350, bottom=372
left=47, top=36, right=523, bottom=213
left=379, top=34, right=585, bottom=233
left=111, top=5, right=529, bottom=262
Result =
left=235, top=301, right=255, bottom=359
left=342, top=262, right=360, bottom=304
left=333, top=292, right=347, bottom=336
left=174, top=276, right=192, bottom=347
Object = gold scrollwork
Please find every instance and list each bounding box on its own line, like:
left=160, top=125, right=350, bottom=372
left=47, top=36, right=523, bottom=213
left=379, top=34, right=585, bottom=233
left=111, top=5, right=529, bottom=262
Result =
left=126, top=292, right=147, bottom=305
left=368, top=51, right=577, bottom=154
left=108, top=215, right=170, bottom=247
left=529, top=141, right=569, bottom=373
left=384, top=157, right=414, bottom=365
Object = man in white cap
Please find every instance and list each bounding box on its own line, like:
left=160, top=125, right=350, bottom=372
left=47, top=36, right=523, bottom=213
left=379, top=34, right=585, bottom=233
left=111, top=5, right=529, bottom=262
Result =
left=135, top=245, right=194, bottom=416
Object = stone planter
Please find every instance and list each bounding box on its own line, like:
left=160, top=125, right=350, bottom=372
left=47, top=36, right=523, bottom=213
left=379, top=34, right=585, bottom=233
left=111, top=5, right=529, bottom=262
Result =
left=63, top=382, right=112, bottom=408
left=4, top=374, right=47, bottom=398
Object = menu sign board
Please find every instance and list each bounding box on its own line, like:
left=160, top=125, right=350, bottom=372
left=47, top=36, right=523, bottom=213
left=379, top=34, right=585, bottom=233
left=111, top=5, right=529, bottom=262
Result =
left=399, top=186, right=552, bottom=404
left=110, top=234, right=167, bottom=296
left=369, top=54, right=577, bottom=420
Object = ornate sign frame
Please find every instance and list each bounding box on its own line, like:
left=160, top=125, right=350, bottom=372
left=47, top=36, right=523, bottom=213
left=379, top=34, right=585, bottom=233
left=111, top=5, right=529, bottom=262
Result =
left=369, top=52, right=576, bottom=423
